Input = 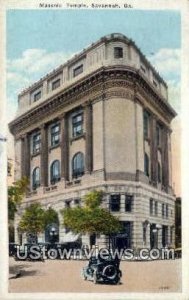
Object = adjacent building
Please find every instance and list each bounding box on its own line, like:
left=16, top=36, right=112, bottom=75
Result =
left=9, top=33, right=176, bottom=250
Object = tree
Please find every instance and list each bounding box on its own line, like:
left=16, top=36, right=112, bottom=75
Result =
left=43, top=207, right=59, bottom=228
left=61, top=190, right=122, bottom=239
left=19, top=203, right=45, bottom=236
left=18, top=204, right=59, bottom=243
left=8, top=176, right=29, bottom=220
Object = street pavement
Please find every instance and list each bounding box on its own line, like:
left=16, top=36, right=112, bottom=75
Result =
left=9, top=257, right=181, bottom=293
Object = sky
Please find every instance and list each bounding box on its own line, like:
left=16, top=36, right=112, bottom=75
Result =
left=6, top=9, right=181, bottom=195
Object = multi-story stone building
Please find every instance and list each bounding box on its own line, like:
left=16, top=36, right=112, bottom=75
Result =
left=9, top=33, right=176, bottom=250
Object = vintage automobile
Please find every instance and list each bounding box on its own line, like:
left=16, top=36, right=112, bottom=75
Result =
left=82, top=252, right=122, bottom=284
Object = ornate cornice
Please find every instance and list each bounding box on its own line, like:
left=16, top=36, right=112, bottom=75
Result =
left=9, top=66, right=176, bottom=136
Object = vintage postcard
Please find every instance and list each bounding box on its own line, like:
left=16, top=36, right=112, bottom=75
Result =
left=0, top=0, right=188, bottom=299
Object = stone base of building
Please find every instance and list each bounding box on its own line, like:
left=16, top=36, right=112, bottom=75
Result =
left=14, top=181, right=175, bottom=251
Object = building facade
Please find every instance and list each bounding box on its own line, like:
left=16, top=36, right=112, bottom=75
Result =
left=9, top=33, right=176, bottom=250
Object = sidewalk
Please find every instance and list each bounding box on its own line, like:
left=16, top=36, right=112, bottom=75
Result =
left=9, top=257, right=182, bottom=293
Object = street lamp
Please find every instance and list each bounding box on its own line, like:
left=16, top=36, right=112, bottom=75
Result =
left=49, top=225, right=58, bottom=243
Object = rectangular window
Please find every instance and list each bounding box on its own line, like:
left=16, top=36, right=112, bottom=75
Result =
left=34, top=91, right=42, bottom=102
left=144, top=153, right=149, bottom=177
left=72, top=113, right=83, bottom=137
left=110, top=194, right=120, bottom=212
left=125, top=195, right=133, bottom=212
left=150, top=199, right=153, bottom=215
left=73, top=64, right=83, bottom=77
left=143, top=110, right=150, bottom=139
left=162, top=203, right=165, bottom=217
left=166, top=204, right=169, bottom=218
left=52, top=78, right=61, bottom=90
left=114, top=47, right=123, bottom=58
left=156, top=124, right=161, bottom=147
left=155, top=201, right=158, bottom=216
left=51, top=123, right=60, bottom=147
left=32, top=133, right=41, bottom=154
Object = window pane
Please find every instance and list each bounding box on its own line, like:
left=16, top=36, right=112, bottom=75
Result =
left=110, top=195, right=120, bottom=212
left=114, top=47, right=123, bottom=58
left=125, top=195, right=133, bottom=212
left=52, top=79, right=60, bottom=90
left=51, top=124, right=60, bottom=146
left=34, top=91, right=41, bottom=102
left=143, top=111, right=149, bottom=139
left=155, top=201, right=158, bottom=215
left=73, top=65, right=83, bottom=77
left=72, top=152, right=84, bottom=178
left=33, top=133, right=41, bottom=154
left=33, top=167, right=40, bottom=189
left=51, top=160, right=60, bottom=183
left=150, top=199, right=153, bottom=215
left=72, top=113, right=83, bottom=137
left=144, top=153, right=149, bottom=177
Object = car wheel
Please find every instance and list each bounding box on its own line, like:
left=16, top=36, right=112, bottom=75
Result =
left=114, top=274, right=121, bottom=284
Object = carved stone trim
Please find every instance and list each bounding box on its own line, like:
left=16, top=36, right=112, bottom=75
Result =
left=9, top=66, right=176, bottom=136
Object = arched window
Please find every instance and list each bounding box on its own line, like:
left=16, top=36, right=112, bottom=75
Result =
left=72, top=152, right=84, bottom=178
left=50, top=160, right=60, bottom=184
left=144, top=153, right=149, bottom=177
left=32, top=167, right=40, bottom=190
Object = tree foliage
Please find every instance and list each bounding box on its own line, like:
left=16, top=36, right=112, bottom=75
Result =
left=19, top=203, right=45, bottom=235
left=43, top=207, right=59, bottom=228
left=61, top=190, right=122, bottom=235
left=8, top=176, right=29, bottom=220
left=19, top=204, right=59, bottom=236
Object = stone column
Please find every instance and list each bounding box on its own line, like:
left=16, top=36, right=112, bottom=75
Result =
left=21, top=133, right=30, bottom=179
left=150, top=116, right=157, bottom=185
left=40, top=124, right=48, bottom=187
left=158, top=228, right=162, bottom=249
left=146, top=224, right=151, bottom=249
left=60, top=113, right=69, bottom=181
left=162, top=127, right=169, bottom=190
left=84, top=102, right=93, bottom=173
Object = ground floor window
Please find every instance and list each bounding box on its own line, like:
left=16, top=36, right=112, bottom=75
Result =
left=109, top=194, right=120, bottom=212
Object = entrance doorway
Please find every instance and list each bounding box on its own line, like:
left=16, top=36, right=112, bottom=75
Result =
left=113, top=221, right=133, bottom=250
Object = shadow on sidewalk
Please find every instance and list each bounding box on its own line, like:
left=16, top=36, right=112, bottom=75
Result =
left=9, top=263, right=40, bottom=279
